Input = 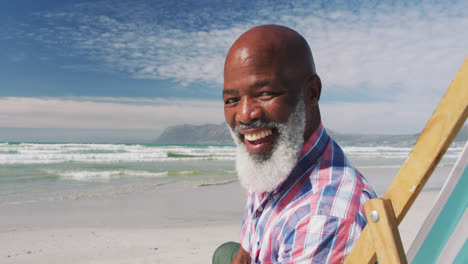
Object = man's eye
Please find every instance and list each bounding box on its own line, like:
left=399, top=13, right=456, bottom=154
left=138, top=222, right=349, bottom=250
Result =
left=259, top=91, right=275, bottom=99
left=224, top=98, right=239, bottom=105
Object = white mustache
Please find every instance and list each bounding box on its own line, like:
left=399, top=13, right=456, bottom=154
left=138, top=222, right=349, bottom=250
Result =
left=234, top=119, right=278, bottom=134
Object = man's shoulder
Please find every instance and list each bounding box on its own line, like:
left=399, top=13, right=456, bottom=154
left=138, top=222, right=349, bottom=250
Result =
left=280, top=172, right=372, bottom=221
left=287, top=137, right=375, bottom=221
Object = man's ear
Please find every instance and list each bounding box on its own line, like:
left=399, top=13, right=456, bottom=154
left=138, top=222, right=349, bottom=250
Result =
left=304, top=75, right=321, bottom=107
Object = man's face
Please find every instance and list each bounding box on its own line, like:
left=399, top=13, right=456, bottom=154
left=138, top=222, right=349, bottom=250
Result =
left=223, top=50, right=302, bottom=160
left=223, top=48, right=308, bottom=193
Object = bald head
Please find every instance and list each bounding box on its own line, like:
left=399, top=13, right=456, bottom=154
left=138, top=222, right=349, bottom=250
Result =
left=225, top=25, right=316, bottom=83
left=223, top=25, right=322, bottom=142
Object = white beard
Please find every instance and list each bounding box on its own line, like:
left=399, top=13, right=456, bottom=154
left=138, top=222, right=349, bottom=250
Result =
left=230, top=101, right=306, bottom=193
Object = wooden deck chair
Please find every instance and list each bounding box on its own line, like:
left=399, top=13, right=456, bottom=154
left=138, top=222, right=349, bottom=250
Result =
left=406, top=141, right=468, bottom=263
left=343, top=56, right=468, bottom=264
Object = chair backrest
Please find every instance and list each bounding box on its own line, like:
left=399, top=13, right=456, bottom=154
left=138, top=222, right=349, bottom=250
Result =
left=407, top=140, right=468, bottom=264
left=343, top=57, right=468, bottom=264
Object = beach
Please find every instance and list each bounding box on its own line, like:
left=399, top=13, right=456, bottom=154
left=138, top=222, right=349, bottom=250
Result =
left=0, top=178, right=444, bottom=263
left=0, top=143, right=460, bottom=263
left=0, top=181, right=243, bottom=264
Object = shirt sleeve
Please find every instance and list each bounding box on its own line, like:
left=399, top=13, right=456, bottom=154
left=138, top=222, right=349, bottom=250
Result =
left=277, top=215, right=363, bottom=264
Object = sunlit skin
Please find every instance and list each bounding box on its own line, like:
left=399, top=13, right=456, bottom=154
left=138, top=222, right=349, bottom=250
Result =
left=223, top=25, right=322, bottom=263
left=223, top=25, right=322, bottom=157
left=223, top=60, right=300, bottom=155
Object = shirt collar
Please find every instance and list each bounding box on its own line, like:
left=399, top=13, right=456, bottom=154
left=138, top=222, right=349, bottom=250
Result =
left=300, top=122, right=326, bottom=157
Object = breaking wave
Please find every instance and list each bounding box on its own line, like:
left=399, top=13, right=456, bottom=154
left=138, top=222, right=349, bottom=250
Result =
left=0, top=143, right=236, bottom=164
left=44, top=169, right=169, bottom=181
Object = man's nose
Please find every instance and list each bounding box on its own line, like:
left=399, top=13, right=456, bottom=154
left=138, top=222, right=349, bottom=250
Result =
left=235, top=97, right=262, bottom=124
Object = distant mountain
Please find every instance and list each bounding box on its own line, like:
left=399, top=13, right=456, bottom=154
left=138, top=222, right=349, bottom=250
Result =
left=154, top=123, right=468, bottom=146
left=154, top=123, right=233, bottom=145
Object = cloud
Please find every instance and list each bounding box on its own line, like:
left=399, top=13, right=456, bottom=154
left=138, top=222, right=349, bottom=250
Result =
left=0, top=95, right=450, bottom=134
left=297, top=3, right=468, bottom=103
left=8, top=0, right=467, bottom=101
left=320, top=100, right=438, bottom=134
left=11, top=0, right=244, bottom=86
left=0, top=97, right=224, bottom=130
left=3, top=0, right=468, bottom=134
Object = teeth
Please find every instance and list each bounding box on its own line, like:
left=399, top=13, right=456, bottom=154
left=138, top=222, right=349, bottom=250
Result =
left=245, top=130, right=272, bottom=141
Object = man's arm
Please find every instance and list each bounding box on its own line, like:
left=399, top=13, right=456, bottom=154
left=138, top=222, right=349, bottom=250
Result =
left=231, top=246, right=251, bottom=264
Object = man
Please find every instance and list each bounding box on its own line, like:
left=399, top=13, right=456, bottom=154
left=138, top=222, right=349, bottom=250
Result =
left=213, top=25, right=376, bottom=264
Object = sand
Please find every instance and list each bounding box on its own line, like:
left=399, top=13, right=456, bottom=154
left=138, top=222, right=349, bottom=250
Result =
left=1, top=226, right=240, bottom=264
left=0, top=181, right=440, bottom=263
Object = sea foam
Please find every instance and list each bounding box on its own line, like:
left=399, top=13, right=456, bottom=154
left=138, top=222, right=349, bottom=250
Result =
left=44, top=169, right=169, bottom=181
left=0, top=143, right=236, bottom=164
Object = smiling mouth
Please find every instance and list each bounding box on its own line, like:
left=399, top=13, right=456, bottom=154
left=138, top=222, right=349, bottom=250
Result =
left=240, top=128, right=276, bottom=156
left=244, top=129, right=273, bottom=142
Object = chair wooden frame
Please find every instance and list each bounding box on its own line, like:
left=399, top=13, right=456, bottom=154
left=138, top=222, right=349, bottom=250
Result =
left=344, top=56, right=468, bottom=264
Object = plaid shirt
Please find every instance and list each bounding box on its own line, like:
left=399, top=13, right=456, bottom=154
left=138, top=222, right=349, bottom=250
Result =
left=239, top=123, right=376, bottom=263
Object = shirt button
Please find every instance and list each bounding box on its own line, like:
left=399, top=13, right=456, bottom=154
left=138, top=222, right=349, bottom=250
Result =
left=258, top=206, right=263, bottom=212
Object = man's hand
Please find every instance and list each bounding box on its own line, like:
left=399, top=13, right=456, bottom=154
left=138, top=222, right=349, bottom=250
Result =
left=231, top=246, right=251, bottom=264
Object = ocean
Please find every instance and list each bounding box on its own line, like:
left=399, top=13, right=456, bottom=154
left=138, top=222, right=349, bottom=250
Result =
left=0, top=141, right=464, bottom=207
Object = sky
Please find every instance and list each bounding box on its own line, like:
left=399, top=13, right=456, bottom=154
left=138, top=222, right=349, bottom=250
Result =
left=1, top=0, right=467, bottom=141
